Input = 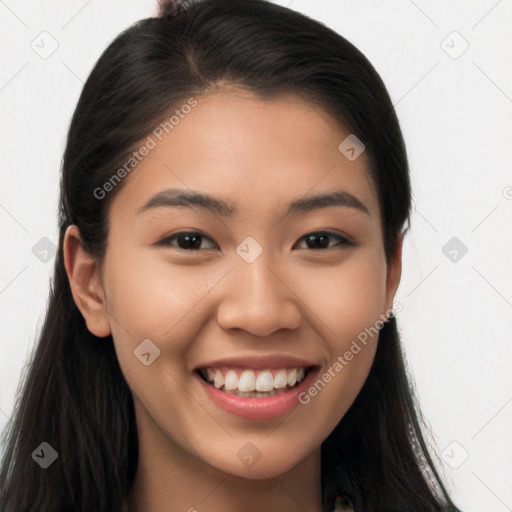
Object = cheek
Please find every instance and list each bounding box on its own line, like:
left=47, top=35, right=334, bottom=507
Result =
left=293, top=251, right=385, bottom=413
left=296, top=264, right=386, bottom=438
left=303, top=249, right=387, bottom=343
left=105, top=257, right=218, bottom=416
left=105, top=250, right=225, bottom=365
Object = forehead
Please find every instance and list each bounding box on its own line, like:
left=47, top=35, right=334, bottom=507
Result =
left=110, top=89, right=380, bottom=226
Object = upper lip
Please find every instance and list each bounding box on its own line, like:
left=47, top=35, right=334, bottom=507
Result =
left=194, top=354, right=321, bottom=371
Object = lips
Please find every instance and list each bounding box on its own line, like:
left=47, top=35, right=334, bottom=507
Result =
left=193, top=354, right=320, bottom=372
left=194, top=361, right=320, bottom=420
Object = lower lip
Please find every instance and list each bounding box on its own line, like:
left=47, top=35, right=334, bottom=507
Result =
left=195, top=368, right=318, bottom=421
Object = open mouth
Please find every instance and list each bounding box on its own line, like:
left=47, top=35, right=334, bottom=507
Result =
left=195, top=366, right=315, bottom=398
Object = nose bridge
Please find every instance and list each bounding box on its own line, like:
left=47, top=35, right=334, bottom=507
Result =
left=216, top=243, right=302, bottom=336
left=237, top=249, right=280, bottom=302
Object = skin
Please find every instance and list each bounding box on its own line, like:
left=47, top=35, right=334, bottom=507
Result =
left=64, top=88, right=403, bottom=512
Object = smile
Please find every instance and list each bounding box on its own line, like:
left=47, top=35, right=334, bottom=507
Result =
left=195, top=364, right=320, bottom=420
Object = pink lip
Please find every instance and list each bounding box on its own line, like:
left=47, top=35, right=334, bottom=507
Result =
left=195, top=366, right=319, bottom=421
left=194, top=354, right=319, bottom=371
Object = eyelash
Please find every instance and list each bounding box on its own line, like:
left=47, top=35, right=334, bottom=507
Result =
left=156, top=230, right=354, bottom=252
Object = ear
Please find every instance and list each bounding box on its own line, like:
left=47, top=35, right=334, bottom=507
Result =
left=383, top=231, right=404, bottom=319
left=63, top=225, right=111, bottom=338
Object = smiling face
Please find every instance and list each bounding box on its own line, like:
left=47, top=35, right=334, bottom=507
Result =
left=65, top=88, right=402, bottom=482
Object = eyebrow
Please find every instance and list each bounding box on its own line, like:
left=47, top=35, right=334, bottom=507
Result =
left=137, top=187, right=371, bottom=218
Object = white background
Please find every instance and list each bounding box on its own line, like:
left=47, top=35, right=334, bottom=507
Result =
left=1, top=1, right=511, bottom=511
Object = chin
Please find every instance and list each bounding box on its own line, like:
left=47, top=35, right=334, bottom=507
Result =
left=205, top=444, right=313, bottom=480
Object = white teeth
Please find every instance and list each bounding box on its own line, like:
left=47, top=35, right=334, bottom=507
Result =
left=273, top=369, right=288, bottom=389
left=255, top=370, right=274, bottom=392
left=238, top=370, right=256, bottom=392
left=224, top=370, right=239, bottom=391
left=202, top=366, right=310, bottom=393
left=213, top=369, right=225, bottom=389
left=287, top=368, right=298, bottom=387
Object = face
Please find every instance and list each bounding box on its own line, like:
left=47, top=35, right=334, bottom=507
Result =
left=65, top=88, right=402, bottom=480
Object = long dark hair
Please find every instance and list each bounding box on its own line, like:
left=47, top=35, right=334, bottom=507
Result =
left=0, top=1, right=461, bottom=510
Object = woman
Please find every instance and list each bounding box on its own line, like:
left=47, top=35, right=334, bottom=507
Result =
left=0, top=0, right=462, bottom=511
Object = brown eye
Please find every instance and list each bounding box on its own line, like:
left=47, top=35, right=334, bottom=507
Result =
left=157, top=232, right=218, bottom=251
left=294, top=231, right=353, bottom=250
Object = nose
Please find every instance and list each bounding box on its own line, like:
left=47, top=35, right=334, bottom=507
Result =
left=216, top=253, right=302, bottom=337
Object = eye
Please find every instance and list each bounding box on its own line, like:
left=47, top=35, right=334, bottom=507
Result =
left=156, top=231, right=217, bottom=251
left=156, top=230, right=353, bottom=253
left=293, top=231, right=354, bottom=250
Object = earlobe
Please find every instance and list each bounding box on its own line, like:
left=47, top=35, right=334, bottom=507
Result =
left=384, top=231, right=404, bottom=319
left=63, top=225, right=111, bottom=338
